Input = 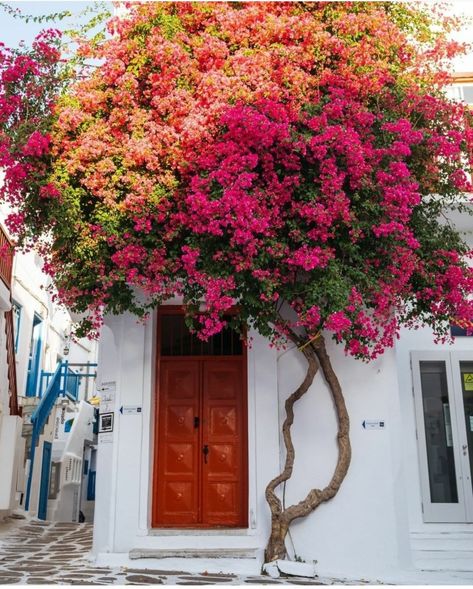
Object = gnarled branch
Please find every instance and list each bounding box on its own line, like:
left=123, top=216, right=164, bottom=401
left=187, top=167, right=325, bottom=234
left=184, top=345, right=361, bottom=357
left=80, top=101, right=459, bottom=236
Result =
left=264, top=334, right=351, bottom=563
left=265, top=336, right=319, bottom=519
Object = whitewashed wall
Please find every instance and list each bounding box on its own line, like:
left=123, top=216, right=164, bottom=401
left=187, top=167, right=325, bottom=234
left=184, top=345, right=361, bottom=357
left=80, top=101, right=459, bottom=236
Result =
left=92, top=306, right=413, bottom=579
left=0, top=414, right=23, bottom=516
left=11, top=249, right=97, bottom=399
left=276, top=338, right=410, bottom=579
left=0, top=310, right=10, bottom=416
left=0, top=275, right=24, bottom=517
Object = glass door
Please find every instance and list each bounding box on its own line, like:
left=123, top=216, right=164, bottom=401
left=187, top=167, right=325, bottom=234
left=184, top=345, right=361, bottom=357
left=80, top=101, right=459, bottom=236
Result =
left=412, top=351, right=470, bottom=522
left=450, top=353, right=473, bottom=521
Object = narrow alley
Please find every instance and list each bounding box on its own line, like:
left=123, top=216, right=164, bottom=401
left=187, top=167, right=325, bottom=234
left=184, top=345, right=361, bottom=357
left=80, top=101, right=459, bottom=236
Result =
left=0, top=516, right=339, bottom=585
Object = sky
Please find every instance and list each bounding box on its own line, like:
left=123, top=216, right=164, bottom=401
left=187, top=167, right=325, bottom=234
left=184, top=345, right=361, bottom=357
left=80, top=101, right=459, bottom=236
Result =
left=0, top=1, right=473, bottom=70
left=0, top=1, right=112, bottom=48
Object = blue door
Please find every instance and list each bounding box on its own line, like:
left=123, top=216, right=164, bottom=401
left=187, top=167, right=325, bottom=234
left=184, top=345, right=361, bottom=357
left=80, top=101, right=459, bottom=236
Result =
left=38, top=441, right=52, bottom=520
left=26, top=314, right=43, bottom=397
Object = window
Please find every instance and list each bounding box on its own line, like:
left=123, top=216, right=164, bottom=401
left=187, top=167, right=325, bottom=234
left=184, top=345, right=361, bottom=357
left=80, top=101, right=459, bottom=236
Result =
left=48, top=462, right=60, bottom=500
left=447, top=81, right=473, bottom=106
left=450, top=320, right=473, bottom=337
left=160, top=313, right=243, bottom=356
left=12, top=300, right=21, bottom=353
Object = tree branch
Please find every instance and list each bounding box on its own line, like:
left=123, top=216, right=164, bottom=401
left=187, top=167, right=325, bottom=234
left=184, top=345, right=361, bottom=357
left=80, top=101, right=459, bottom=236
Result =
left=265, top=330, right=319, bottom=518
left=283, top=335, right=351, bottom=522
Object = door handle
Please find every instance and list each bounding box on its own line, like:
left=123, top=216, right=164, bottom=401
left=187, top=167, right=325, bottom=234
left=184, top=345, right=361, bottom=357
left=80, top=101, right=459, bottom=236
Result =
left=202, top=445, right=209, bottom=464
left=463, top=444, right=468, bottom=456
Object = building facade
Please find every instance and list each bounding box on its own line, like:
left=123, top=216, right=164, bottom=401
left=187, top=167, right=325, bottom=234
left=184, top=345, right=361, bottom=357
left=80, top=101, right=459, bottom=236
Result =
left=0, top=202, right=99, bottom=523
left=90, top=198, right=473, bottom=581
left=89, top=67, right=473, bottom=581
left=0, top=222, right=24, bottom=520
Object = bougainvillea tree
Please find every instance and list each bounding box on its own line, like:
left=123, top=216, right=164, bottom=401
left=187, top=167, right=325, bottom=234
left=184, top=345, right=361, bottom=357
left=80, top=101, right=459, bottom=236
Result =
left=1, top=1, right=473, bottom=563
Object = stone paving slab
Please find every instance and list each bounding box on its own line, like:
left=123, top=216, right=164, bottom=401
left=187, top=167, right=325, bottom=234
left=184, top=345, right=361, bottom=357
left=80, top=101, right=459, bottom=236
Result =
left=0, top=516, right=367, bottom=586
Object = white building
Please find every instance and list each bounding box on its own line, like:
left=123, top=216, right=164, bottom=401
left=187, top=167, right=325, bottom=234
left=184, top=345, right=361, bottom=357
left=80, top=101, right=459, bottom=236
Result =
left=87, top=38, right=473, bottom=577
left=0, top=204, right=99, bottom=523
left=12, top=250, right=99, bottom=522
left=89, top=197, right=473, bottom=583
left=0, top=223, right=24, bottom=520
left=11, top=248, right=98, bottom=401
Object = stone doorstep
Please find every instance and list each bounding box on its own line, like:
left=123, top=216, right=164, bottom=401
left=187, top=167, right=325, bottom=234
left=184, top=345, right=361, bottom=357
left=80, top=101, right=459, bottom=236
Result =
left=178, top=577, right=233, bottom=583
left=129, top=548, right=258, bottom=559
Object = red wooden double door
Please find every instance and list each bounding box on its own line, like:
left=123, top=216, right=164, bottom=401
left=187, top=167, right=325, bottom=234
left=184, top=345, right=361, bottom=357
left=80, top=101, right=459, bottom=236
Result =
left=153, top=346, right=248, bottom=527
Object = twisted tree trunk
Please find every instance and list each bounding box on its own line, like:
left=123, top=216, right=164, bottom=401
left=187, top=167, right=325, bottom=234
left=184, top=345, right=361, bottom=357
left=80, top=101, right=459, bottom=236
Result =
left=264, top=334, right=351, bottom=563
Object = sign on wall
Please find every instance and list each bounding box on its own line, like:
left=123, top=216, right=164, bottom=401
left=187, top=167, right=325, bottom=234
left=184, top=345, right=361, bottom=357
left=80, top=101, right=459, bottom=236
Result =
left=362, top=420, right=385, bottom=430
left=99, top=413, right=114, bottom=433
left=98, top=381, right=116, bottom=444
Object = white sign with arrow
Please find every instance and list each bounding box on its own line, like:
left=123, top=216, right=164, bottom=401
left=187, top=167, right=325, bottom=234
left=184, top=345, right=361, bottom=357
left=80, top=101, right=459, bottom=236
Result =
left=362, top=419, right=385, bottom=430
left=120, top=405, right=142, bottom=415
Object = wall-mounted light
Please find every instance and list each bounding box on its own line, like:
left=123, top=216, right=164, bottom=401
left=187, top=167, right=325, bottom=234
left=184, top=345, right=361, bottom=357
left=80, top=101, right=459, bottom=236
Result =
left=63, top=332, right=70, bottom=356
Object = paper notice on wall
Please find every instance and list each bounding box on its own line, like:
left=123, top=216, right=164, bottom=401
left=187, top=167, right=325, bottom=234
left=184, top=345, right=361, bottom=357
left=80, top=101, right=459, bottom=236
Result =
left=98, top=381, right=116, bottom=413
left=464, top=373, right=473, bottom=391
left=99, top=433, right=113, bottom=444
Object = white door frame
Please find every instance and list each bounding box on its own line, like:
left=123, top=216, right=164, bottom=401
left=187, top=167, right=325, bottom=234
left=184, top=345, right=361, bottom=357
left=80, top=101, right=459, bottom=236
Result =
left=411, top=351, right=471, bottom=523
left=450, top=351, right=473, bottom=521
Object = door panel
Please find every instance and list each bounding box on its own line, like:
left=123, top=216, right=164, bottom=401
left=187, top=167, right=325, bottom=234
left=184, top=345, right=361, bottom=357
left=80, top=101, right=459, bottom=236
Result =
left=156, top=360, right=200, bottom=525
left=26, top=315, right=43, bottom=397
left=154, top=356, right=247, bottom=527
left=459, top=361, right=473, bottom=494
left=419, top=361, right=458, bottom=504
left=450, top=353, right=473, bottom=521
left=38, top=441, right=52, bottom=520
left=202, top=359, right=245, bottom=526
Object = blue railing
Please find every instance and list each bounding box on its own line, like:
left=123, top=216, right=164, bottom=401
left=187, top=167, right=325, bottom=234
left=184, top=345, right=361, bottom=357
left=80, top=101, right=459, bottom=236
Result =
left=39, top=361, right=97, bottom=401
left=25, top=361, right=97, bottom=511
left=25, top=363, right=62, bottom=510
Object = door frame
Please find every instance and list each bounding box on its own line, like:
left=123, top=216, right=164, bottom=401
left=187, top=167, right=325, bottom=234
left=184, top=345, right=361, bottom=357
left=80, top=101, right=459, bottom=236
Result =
left=26, top=312, right=43, bottom=397
left=450, top=351, right=473, bottom=521
left=38, top=441, right=52, bottom=520
left=152, top=305, right=249, bottom=528
left=412, top=350, right=473, bottom=522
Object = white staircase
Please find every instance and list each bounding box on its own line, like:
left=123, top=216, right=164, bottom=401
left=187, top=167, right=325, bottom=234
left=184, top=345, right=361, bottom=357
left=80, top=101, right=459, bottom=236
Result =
left=411, top=531, right=473, bottom=572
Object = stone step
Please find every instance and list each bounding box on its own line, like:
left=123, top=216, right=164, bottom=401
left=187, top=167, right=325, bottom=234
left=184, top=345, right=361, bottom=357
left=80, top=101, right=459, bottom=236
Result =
left=22, top=424, right=33, bottom=437
left=414, top=550, right=473, bottom=572
left=122, top=552, right=262, bottom=576
left=411, top=532, right=473, bottom=552
left=129, top=548, right=257, bottom=560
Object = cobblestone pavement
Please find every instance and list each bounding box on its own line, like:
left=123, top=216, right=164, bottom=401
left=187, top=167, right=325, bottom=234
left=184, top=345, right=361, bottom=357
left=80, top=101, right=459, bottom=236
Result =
left=0, top=516, right=361, bottom=585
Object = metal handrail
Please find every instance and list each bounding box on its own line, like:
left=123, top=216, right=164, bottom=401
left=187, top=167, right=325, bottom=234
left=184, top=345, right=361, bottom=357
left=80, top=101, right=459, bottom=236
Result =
left=39, top=362, right=98, bottom=400
left=25, top=361, right=98, bottom=510
left=25, top=363, right=63, bottom=510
